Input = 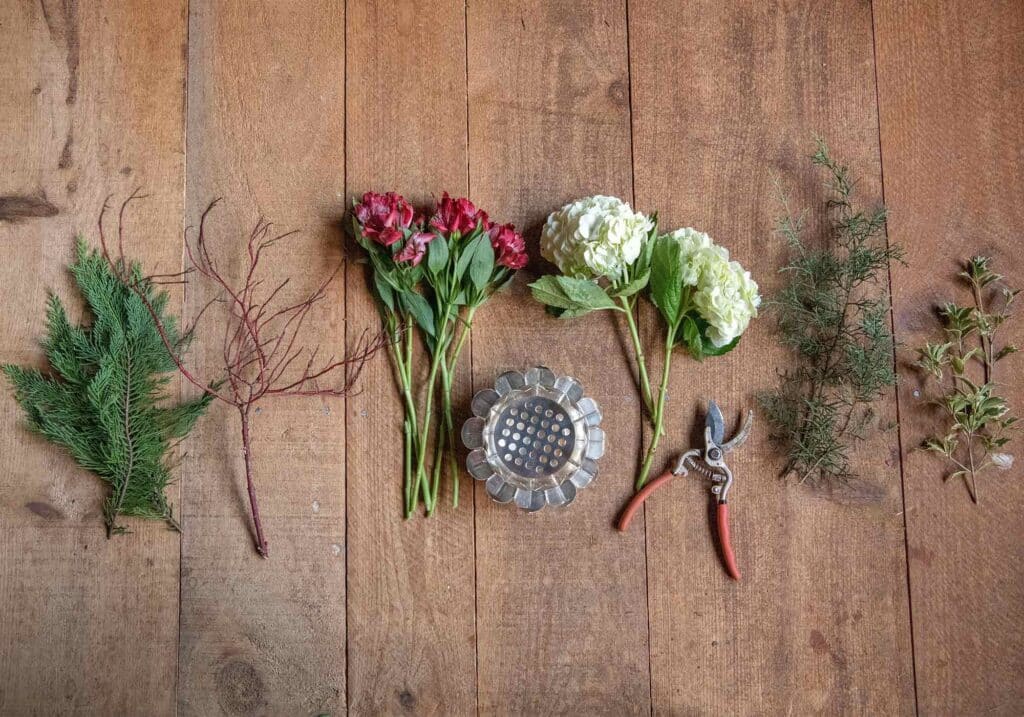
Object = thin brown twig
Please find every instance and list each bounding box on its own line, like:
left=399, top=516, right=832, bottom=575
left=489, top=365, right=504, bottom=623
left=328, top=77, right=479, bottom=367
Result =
left=101, top=196, right=387, bottom=557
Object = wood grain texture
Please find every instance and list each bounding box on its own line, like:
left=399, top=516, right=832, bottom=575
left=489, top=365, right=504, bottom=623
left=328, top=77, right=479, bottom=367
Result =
left=3, top=2, right=1024, bottom=713
left=344, top=1, right=477, bottom=714
left=0, top=1, right=187, bottom=714
left=177, top=2, right=347, bottom=714
left=629, top=1, right=915, bottom=713
left=467, top=1, right=651, bottom=713
left=875, top=1, right=1024, bottom=713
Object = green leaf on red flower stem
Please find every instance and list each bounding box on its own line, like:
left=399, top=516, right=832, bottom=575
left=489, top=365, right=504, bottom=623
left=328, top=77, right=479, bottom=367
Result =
left=364, top=248, right=393, bottom=286
left=455, top=233, right=483, bottom=284
left=490, top=268, right=515, bottom=294
left=469, top=235, right=495, bottom=292
left=427, top=233, right=449, bottom=277
left=372, top=271, right=395, bottom=312
left=649, top=235, right=685, bottom=328
left=400, top=290, right=435, bottom=338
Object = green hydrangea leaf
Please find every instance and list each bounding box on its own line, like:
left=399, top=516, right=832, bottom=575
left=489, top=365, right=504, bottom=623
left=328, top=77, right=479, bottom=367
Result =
left=609, top=270, right=650, bottom=299
left=649, top=234, right=684, bottom=328
left=528, top=275, right=617, bottom=317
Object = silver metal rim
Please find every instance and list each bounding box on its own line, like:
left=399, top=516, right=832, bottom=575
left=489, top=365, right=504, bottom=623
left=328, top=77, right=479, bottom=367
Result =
left=462, top=367, right=603, bottom=511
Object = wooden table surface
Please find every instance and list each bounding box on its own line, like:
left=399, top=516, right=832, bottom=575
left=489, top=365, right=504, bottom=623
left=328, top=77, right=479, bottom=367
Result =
left=2, top=1, right=1022, bottom=715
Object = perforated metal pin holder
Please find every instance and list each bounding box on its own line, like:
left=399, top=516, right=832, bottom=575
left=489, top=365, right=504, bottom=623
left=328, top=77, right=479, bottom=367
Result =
left=461, top=366, right=605, bottom=511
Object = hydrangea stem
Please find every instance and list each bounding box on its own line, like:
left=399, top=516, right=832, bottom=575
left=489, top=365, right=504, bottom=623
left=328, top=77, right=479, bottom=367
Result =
left=635, top=327, right=675, bottom=490
left=618, top=295, right=656, bottom=421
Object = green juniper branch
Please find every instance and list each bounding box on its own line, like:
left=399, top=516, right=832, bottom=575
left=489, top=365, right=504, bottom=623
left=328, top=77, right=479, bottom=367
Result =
left=4, top=240, right=213, bottom=534
left=758, top=140, right=903, bottom=483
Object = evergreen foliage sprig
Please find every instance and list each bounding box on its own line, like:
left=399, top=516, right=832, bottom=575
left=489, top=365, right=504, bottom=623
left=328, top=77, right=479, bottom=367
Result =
left=915, top=256, right=1018, bottom=502
left=3, top=240, right=212, bottom=534
left=758, top=140, right=903, bottom=483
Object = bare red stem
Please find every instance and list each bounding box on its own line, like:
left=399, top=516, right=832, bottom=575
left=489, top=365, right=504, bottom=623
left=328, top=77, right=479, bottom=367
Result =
left=239, top=407, right=268, bottom=557
left=99, top=195, right=389, bottom=557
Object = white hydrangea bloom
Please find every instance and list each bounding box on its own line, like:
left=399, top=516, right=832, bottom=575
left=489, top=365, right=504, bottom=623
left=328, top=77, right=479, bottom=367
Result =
left=666, top=227, right=728, bottom=286
left=665, top=227, right=761, bottom=347
left=541, top=196, right=654, bottom=281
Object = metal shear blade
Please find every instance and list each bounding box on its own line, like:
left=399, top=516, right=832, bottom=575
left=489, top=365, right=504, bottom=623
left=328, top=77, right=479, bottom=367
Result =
left=707, top=400, right=726, bottom=446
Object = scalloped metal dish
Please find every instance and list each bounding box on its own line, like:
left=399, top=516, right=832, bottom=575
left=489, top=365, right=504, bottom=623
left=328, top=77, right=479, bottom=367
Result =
left=461, top=366, right=604, bottom=511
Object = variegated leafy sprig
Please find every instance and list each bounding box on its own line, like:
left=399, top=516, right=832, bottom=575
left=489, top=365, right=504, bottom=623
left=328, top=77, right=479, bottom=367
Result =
left=915, top=256, right=1018, bottom=503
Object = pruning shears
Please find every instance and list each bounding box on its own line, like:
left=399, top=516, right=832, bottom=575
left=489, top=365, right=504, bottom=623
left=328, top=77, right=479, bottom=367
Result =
left=617, top=400, right=753, bottom=580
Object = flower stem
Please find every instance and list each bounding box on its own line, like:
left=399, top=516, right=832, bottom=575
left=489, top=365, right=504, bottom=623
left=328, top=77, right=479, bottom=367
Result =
left=428, top=394, right=448, bottom=515
left=427, top=304, right=479, bottom=513
left=403, top=417, right=413, bottom=515
left=446, top=305, right=478, bottom=507
left=413, top=308, right=457, bottom=514
left=428, top=363, right=456, bottom=514
left=618, top=294, right=656, bottom=422
left=389, top=315, right=420, bottom=517
left=635, top=326, right=675, bottom=491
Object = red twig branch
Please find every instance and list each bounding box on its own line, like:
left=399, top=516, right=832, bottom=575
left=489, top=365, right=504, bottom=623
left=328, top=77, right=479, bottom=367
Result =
left=101, top=196, right=389, bottom=557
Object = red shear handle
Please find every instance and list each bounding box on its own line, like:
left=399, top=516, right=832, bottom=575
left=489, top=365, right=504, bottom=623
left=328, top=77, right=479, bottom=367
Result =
left=717, top=502, right=741, bottom=580
left=617, top=470, right=675, bottom=531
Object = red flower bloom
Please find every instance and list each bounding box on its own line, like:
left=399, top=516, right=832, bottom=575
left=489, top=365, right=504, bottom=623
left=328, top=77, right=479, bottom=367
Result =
left=395, top=231, right=435, bottom=267
left=489, top=222, right=528, bottom=269
left=430, top=192, right=486, bottom=236
left=354, top=191, right=415, bottom=247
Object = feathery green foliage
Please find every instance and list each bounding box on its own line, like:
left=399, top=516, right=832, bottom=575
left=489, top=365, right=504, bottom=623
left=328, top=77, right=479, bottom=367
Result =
left=3, top=240, right=213, bottom=534
left=758, top=140, right=903, bottom=483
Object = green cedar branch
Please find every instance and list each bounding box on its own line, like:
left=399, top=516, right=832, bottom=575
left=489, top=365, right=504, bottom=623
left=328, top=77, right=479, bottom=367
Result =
left=4, top=239, right=213, bottom=535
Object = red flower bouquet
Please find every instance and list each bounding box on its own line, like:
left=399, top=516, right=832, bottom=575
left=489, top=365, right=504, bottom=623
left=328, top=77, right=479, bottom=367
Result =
left=352, top=191, right=526, bottom=516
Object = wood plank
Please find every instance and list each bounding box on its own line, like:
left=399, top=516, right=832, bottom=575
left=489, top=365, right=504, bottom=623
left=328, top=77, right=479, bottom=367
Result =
left=344, top=1, right=477, bottom=714
left=629, top=1, right=916, bottom=712
left=176, top=3, right=347, bottom=714
left=0, top=1, right=187, bottom=713
left=467, top=2, right=651, bottom=713
left=875, top=1, right=1024, bottom=713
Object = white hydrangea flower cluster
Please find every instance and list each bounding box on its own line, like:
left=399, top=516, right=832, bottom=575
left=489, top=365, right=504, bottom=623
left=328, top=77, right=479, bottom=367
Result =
left=667, top=227, right=761, bottom=347
left=540, top=196, right=654, bottom=281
